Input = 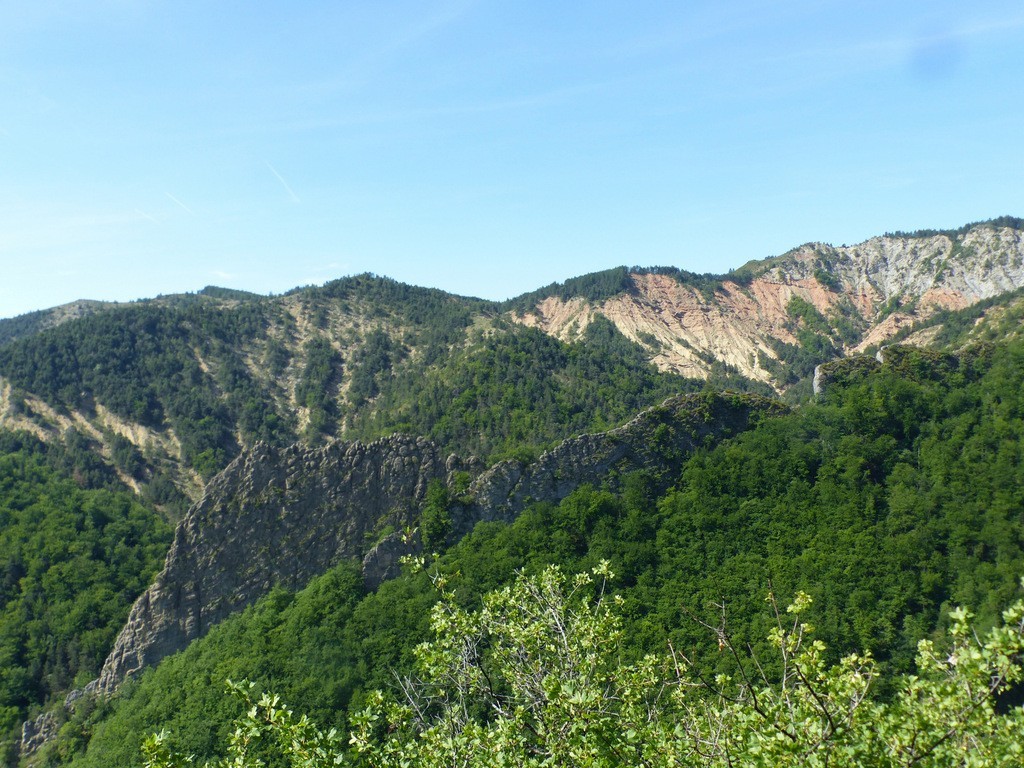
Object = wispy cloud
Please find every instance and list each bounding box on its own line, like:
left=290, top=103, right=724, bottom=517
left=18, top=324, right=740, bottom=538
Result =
left=135, top=208, right=159, bottom=223
left=199, top=77, right=618, bottom=142
left=377, top=0, right=476, bottom=59
left=957, top=14, right=1024, bottom=37
left=266, top=162, right=301, bottom=203
left=165, top=192, right=196, bottom=215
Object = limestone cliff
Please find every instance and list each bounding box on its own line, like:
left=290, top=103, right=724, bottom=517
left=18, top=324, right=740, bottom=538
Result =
left=94, top=434, right=453, bottom=694
left=93, top=392, right=783, bottom=696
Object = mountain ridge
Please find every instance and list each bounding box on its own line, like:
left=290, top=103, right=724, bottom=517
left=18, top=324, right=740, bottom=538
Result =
left=4, top=216, right=1021, bottom=341
left=2, top=217, right=1022, bottom=520
left=4, top=215, right=1024, bottom=764
left=88, top=390, right=781, bottom=700
left=513, top=220, right=1024, bottom=385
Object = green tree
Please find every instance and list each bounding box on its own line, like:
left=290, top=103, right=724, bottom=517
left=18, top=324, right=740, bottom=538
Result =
left=419, top=479, right=452, bottom=551
left=142, top=566, right=1024, bottom=767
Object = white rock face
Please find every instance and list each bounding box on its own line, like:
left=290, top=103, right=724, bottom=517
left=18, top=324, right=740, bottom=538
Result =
left=514, top=224, right=1024, bottom=387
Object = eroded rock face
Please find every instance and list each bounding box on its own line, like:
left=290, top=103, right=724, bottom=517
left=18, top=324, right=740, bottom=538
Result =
left=20, top=710, right=59, bottom=759
left=93, top=392, right=785, bottom=698
left=95, top=434, right=451, bottom=695
left=515, top=225, right=1024, bottom=385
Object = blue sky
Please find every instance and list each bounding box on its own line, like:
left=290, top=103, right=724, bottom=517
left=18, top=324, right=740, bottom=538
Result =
left=2, top=1, right=1022, bottom=318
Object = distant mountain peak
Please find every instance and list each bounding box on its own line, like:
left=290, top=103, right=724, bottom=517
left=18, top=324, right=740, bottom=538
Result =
left=511, top=219, right=1024, bottom=389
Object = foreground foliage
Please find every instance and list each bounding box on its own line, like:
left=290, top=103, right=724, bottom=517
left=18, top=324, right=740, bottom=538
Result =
left=143, top=566, right=1024, bottom=767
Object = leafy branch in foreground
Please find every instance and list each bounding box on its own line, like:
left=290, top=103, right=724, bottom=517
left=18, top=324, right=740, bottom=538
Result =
left=144, top=566, right=1024, bottom=767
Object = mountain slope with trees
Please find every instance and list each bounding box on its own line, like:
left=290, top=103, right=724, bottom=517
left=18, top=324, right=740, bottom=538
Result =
left=0, top=277, right=745, bottom=517
left=1, top=218, right=1022, bottom=515
left=1, top=216, right=1023, bottom=764
left=32, top=335, right=1024, bottom=767
left=0, top=437, right=171, bottom=750
left=141, top=566, right=1024, bottom=768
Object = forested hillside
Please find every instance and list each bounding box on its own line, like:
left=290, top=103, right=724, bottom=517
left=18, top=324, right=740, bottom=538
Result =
left=32, top=337, right=1024, bottom=767
left=2, top=219, right=1024, bottom=765
left=2, top=219, right=1022, bottom=518
left=0, top=437, right=171, bottom=753
left=0, top=276, right=752, bottom=517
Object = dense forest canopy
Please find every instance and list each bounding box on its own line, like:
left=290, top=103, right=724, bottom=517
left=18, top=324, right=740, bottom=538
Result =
left=34, top=337, right=1024, bottom=767
left=0, top=443, right=171, bottom=741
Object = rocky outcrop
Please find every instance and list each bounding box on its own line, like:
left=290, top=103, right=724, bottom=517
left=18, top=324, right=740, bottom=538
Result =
left=20, top=710, right=59, bottom=759
left=94, top=434, right=454, bottom=695
left=92, top=392, right=784, bottom=698
left=515, top=223, right=1024, bottom=387
left=810, top=342, right=987, bottom=398
left=812, top=357, right=882, bottom=397
left=454, top=391, right=784, bottom=535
